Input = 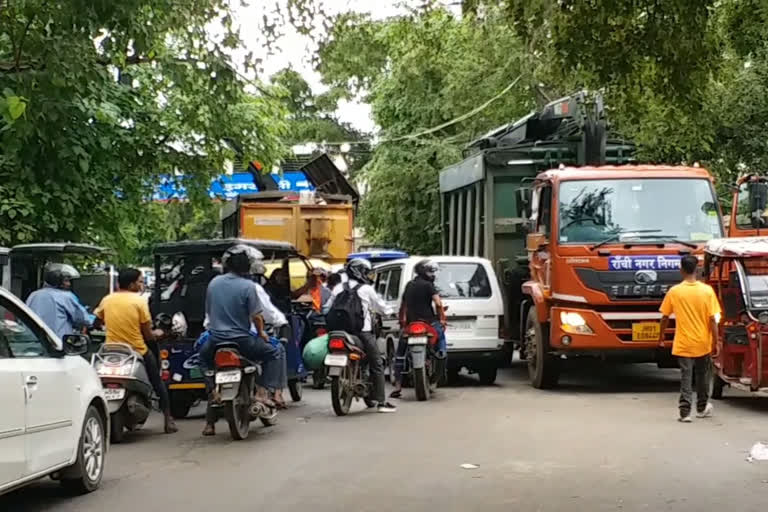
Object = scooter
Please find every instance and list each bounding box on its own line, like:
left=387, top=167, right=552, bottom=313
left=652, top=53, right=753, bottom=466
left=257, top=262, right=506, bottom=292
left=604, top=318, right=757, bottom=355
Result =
left=206, top=343, right=278, bottom=440
left=91, top=342, right=153, bottom=443
left=324, top=331, right=376, bottom=416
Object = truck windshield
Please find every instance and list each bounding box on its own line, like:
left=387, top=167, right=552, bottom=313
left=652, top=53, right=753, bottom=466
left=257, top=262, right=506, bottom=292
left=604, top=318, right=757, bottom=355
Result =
left=558, top=178, right=722, bottom=245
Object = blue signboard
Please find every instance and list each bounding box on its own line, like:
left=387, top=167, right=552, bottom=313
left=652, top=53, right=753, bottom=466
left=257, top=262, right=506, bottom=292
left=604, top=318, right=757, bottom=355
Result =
left=608, top=255, right=681, bottom=271
left=153, top=170, right=314, bottom=201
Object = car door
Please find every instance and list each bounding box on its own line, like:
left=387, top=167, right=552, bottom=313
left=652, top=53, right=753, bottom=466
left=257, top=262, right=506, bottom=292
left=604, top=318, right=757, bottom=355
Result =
left=0, top=328, right=25, bottom=488
left=0, top=297, right=75, bottom=476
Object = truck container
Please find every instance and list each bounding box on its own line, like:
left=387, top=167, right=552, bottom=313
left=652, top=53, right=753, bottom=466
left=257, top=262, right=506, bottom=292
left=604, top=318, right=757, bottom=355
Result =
left=221, top=191, right=355, bottom=265
left=440, top=92, right=725, bottom=387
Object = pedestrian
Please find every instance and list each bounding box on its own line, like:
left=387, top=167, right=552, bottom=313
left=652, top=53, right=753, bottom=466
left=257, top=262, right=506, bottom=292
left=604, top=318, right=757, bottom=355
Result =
left=658, top=254, right=721, bottom=422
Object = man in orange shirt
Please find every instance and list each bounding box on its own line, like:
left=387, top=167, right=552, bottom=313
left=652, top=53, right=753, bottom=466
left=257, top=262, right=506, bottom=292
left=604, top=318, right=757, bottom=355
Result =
left=658, top=255, right=721, bottom=422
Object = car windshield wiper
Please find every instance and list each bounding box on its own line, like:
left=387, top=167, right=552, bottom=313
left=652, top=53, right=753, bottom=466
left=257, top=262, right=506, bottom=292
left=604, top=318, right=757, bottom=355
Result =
left=589, top=230, right=662, bottom=251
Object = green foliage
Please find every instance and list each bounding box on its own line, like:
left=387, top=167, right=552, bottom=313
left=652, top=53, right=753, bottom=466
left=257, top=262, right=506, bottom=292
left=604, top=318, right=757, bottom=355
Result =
left=0, top=0, right=287, bottom=259
left=317, top=6, right=533, bottom=253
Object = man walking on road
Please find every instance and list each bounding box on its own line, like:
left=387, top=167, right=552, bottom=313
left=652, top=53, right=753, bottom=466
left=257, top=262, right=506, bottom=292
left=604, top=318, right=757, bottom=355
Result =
left=658, top=254, right=721, bottom=423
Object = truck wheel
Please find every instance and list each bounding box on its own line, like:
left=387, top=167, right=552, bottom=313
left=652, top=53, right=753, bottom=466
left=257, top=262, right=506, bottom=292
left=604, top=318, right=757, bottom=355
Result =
left=170, top=392, right=192, bottom=419
left=711, top=372, right=726, bottom=400
left=525, top=309, right=560, bottom=389
left=478, top=367, right=498, bottom=385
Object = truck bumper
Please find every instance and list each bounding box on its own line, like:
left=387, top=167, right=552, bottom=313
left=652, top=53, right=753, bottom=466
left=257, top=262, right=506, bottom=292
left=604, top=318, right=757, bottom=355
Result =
left=549, top=307, right=672, bottom=351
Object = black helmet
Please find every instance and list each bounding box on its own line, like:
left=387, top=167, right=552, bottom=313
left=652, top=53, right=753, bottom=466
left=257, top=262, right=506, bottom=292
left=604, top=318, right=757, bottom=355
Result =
left=43, top=263, right=80, bottom=288
left=222, top=244, right=264, bottom=276
left=345, top=258, right=373, bottom=284
left=415, top=259, right=439, bottom=282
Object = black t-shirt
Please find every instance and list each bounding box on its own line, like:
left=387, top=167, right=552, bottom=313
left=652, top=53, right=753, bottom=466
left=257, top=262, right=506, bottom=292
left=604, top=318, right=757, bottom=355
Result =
left=403, top=277, right=437, bottom=323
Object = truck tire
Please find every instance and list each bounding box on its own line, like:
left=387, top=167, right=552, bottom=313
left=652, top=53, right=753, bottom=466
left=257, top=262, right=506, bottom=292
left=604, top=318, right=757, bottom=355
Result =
left=525, top=309, right=560, bottom=389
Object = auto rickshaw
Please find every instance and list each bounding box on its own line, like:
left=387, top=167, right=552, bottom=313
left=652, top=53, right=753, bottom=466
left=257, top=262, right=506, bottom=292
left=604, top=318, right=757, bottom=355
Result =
left=704, top=237, right=768, bottom=398
left=150, top=238, right=314, bottom=418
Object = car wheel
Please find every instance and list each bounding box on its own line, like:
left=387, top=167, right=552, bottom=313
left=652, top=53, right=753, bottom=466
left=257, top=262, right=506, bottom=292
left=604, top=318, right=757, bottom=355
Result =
left=478, top=367, right=498, bottom=385
left=61, top=406, right=105, bottom=494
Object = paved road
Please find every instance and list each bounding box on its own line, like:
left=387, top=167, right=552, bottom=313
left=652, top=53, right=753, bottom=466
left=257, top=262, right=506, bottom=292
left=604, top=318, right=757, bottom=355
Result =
left=5, top=361, right=768, bottom=512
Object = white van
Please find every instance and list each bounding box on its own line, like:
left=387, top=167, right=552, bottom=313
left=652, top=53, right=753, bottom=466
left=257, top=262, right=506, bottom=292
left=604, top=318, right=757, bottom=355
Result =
left=373, top=256, right=505, bottom=384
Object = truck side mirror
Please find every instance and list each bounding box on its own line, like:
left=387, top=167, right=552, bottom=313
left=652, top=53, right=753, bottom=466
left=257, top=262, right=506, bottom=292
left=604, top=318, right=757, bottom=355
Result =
left=516, top=188, right=533, bottom=219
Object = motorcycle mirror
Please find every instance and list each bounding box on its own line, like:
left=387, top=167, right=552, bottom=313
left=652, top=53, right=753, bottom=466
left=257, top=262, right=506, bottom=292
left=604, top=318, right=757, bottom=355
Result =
left=63, top=334, right=90, bottom=356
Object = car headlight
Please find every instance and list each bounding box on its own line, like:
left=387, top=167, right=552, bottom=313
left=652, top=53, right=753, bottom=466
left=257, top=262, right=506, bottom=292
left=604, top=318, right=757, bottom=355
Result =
left=559, top=311, right=594, bottom=334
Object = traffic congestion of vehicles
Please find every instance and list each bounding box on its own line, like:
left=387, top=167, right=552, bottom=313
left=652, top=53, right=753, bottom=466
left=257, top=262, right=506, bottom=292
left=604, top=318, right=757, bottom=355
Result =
left=4, top=92, right=768, bottom=500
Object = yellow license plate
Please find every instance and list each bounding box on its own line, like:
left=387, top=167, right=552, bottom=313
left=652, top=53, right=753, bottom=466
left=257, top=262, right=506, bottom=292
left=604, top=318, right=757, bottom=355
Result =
left=632, top=322, right=660, bottom=341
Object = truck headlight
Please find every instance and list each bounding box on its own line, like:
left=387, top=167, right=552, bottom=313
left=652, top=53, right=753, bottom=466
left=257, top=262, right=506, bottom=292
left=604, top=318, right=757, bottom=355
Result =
left=559, top=311, right=594, bottom=334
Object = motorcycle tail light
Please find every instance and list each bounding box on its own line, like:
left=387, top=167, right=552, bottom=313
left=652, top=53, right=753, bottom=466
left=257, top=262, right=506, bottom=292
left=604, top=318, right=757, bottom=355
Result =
left=407, top=322, right=429, bottom=335
left=215, top=350, right=241, bottom=368
left=316, top=327, right=328, bottom=336
left=329, top=338, right=346, bottom=350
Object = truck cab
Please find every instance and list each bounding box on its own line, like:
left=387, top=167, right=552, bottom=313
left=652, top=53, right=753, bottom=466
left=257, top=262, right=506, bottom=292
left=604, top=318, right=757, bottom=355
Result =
left=523, top=165, right=723, bottom=387
left=728, top=174, right=768, bottom=237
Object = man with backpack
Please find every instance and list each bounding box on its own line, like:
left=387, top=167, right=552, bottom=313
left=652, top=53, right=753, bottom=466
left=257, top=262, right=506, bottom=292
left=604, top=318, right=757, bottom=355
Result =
left=328, top=258, right=397, bottom=413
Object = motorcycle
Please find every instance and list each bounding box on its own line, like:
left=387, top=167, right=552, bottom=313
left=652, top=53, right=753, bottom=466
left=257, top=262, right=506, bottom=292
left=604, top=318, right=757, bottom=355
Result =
left=324, top=331, right=376, bottom=416
left=398, top=322, right=444, bottom=401
left=288, top=300, right=329, bottom=393
left=205, top=342, right=278, bottom=440
left=91, top=342, right=153, bottom=443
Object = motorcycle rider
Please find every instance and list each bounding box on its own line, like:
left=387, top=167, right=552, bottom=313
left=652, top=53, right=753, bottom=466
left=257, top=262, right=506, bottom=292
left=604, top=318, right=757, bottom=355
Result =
left=251, top=261, right=289, bottom=408
left=199, top=245, right=281, bottom=436
left=95, top=268, right=178, bottom=434
left=330, top=258, right=397, bottom=413
left=26, top=263, right=92, bottom=339
left=390, top=259, right=447, bottom=399
left=295, top=268, right=333, bottom=314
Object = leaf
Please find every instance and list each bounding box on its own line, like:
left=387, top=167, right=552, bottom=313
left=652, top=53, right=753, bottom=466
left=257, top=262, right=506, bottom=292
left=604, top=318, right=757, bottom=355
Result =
left=6, top=96, right=26, bottom=120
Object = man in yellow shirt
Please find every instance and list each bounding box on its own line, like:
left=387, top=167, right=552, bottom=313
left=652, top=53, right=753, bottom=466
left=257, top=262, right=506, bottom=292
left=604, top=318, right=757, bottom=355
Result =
left=95, top=268, right=177, bottom=434
left=658, top=255, right=721, bottom=422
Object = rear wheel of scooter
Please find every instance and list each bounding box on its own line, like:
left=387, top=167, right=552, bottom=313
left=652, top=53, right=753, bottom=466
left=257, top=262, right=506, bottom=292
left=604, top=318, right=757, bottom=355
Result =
left=312, top=366, right=326, bottom=389
left=225, top=385, right=251, bottom=440
left=414, top=366, right=430, bottom=401
left=331, top=371, right=352, bottom=416
left=288, top=379, right=303, bottom=402
left=110, top=409, right=125, bottom=444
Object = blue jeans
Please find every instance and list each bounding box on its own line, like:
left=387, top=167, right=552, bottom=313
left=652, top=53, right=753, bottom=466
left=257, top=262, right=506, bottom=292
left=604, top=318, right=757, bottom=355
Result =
left=199, top=334, right=282, bottom=391
left=394, top=321, right=447, bottom=380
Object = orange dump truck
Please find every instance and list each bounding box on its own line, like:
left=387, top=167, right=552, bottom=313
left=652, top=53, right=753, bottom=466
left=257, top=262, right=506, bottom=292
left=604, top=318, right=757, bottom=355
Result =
left=220, top=191, right=355, bottom=265
left=440, top=93, right=725, bottom=388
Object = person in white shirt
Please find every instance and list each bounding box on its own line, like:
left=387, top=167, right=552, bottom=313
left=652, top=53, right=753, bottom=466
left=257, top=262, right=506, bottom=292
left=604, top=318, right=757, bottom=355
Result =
left=252, top=262, right=289, bottom=407
left=330, top=258, right=397, bottom=413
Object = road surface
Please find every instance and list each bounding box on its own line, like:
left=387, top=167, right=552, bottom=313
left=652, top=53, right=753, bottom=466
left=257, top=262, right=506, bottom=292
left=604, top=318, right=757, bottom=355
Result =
left=5, top=362, right=768, bottom=512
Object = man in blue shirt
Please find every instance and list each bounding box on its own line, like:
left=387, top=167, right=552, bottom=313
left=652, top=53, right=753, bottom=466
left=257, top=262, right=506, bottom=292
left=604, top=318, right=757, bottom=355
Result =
left=26, top=263, right=91, bottom=339
left=199, top=245, right=281, bottom=436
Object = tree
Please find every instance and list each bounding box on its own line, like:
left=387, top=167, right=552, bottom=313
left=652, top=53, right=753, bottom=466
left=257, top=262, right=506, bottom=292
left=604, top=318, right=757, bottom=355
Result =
left=316, top=6, right=533, bottom=253
left=270, top=67, right=371, bottom=176
left=0, top=1, right=287, bottom=256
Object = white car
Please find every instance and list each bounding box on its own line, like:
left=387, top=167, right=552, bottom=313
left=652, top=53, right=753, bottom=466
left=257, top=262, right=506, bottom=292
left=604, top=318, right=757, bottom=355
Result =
left=373, top=256, right=506, bottom=384
left=0, top=286, right=108, bottom=496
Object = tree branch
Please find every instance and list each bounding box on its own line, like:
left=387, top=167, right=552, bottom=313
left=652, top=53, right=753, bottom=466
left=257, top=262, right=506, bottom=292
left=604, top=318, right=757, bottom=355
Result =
left=14, top=1, right=45, bottom=72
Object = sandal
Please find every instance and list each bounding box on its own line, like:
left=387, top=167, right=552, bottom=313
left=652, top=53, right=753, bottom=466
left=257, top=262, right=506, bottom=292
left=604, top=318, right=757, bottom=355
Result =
left=389, top=390, right=402, bottom=399
left=202, top=424, right=215, bottom=436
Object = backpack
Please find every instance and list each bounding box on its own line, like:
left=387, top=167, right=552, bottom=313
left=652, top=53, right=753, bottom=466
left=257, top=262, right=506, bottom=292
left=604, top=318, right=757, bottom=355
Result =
left=326, top=283, right=365, bottom=334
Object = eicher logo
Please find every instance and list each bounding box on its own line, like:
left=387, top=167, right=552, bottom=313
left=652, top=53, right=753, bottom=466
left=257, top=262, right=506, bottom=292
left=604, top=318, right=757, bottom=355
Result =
left=634, top=270, right=658, bottom=285
left=608, top=255, right=681, bottom=271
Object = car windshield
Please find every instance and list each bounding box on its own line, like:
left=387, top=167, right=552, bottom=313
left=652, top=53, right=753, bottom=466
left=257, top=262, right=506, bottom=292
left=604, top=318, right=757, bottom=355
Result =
left=558, top=178, right=722, bottom=245
left=434, top=263, right=491, bottom=299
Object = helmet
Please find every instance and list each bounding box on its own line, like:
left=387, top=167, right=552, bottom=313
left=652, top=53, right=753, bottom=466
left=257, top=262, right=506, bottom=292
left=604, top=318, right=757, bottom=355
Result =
left=415, top=259, right=439, bottom=282
left=222, top=244, right=264, bottom=276
left=43, top=263, right=80, bottom=288
left=251, top=261, right=267, bottom=276
left=171, top=312, right=188, bottom=337
left=345, top=258, right=373, bottom=284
